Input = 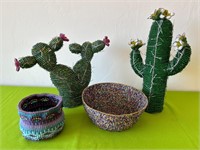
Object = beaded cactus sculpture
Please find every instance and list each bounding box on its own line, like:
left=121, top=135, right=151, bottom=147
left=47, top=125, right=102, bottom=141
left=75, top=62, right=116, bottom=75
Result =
left=129, top=8, right=191, bottom=113
left=15, top=34, right=110, bottom=108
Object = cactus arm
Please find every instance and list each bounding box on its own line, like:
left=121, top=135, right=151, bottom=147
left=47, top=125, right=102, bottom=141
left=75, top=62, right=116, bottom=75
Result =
left=81, top=42, right=94, bottom=61
left=69, top=42, right=91, bottom=86
left=73, top=59, right=91, bottom=87
left=49, top=33, right=69, bottom=51
left=69, top=43, right=82, bottom=54
left=167, top=44, right=191, bottom=76
left=129, top=40, right=145, bottom=78
left=18, top=56, right=37, bottom=69
left=70, top=42, right=92, bottom=86
left=71, top=37, right=110, bottom=88
left=92, top=36, right=110, bottom=53
left=32, top=43, right=57, bottom=71
left=92, top=40, right=105, bottom=53
left=49, top=37, right=63, bottom=51
left=130, top=48, right=144, bottom=78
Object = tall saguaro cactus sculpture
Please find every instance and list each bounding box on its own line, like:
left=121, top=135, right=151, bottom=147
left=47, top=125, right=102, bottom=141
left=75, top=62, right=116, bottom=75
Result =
left=15, top=34, right=110, bottom=108
left=130, top=8, right=191, bottom=113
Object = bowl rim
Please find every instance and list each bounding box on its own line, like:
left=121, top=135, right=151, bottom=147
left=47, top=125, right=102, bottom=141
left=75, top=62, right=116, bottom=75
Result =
left=18, top=93, right=62, bottom=114
left=82, top=82, right=148, bottom=116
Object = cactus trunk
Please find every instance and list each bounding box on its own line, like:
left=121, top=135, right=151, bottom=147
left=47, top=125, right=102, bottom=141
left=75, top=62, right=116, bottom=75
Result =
left=143, top=19, right=172, bottom=112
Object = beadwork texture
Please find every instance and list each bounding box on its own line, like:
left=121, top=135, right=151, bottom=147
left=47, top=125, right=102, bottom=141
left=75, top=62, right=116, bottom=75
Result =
left=15, top=34, right=110, bottom=108
left=82, top=83, right=148, bottom=131
left=18, top=94, right=64, bottom=141
left=129, top=8, right=191, bottom=113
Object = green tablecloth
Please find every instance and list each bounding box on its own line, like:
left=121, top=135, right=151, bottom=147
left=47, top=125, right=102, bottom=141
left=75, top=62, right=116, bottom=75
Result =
left=0, top=86, right=199, bottom=149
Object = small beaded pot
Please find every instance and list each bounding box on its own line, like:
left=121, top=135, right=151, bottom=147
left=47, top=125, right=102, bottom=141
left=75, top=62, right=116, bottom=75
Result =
left=18, top=93, right=65, bottom=141
left=82, top=83, right=148, bottom=132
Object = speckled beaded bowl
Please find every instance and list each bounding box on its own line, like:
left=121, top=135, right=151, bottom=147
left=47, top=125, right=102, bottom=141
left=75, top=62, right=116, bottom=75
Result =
left=18, top=93, right=65, bottom=141
left=82, top=83, right=148, bottom=131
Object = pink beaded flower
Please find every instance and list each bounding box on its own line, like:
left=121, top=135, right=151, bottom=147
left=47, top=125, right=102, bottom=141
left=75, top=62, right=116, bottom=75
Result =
left=14, top=58, right=20, bottom=71
left=103, top=36, right=110, bottom=46
left=60, top=33, right=69, bottom=41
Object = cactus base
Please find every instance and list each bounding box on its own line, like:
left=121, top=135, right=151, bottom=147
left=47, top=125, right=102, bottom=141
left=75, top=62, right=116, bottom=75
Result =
left=145, top=105, right=163, bottom=113
left=61, top=96, right=83, bottom=108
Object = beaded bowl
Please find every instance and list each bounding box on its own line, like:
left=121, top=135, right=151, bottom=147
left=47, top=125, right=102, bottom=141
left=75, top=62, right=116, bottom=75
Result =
left=82, top=83, right=148, bottom=131
left=18, top=93, right=65, bottom=141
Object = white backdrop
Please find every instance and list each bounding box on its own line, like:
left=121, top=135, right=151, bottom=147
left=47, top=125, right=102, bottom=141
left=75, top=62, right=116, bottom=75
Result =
left=1, top=0, right=200, bottom=91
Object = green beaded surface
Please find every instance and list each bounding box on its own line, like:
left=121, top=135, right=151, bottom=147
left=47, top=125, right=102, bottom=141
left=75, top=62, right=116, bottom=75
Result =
left=130, top=11, right=191, bottom=113
left=17, top=35, right=107, bottom=107
left=19, top=56, right=37, bottom=68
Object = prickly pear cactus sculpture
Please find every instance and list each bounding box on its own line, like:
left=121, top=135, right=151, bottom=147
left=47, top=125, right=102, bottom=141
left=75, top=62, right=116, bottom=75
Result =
left=15, top=34, right=110, bottom=107
left=129, top=8, right=191, bottom=113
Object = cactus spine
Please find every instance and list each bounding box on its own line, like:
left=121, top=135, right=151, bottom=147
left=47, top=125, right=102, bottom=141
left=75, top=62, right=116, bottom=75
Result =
left=15, top=34, right=110, bottom=108
left=130, top=8, right=191, bottom=113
